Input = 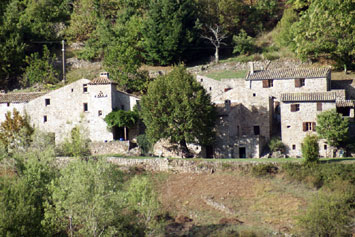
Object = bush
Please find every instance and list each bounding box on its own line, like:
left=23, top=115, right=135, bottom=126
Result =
left=58, top=126, right=90, bottom=157
left=268, top=137, right=285, bottom=153
left=251, top=163, right=278, bottom=177
left=302, top=134, right=319, bottom=164
left=233, top=30, right=256, bottom=55
left=137, top=134, right=152, bottom=155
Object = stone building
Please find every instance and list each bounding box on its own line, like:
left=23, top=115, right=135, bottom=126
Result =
left=0, top=72, right=139, bottom=144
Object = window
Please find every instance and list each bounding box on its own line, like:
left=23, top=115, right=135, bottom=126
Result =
left=253, top=93, right=256, bottom=97
left=295, top=78, right=305, bottom=87
left=83, top=103, right=88, bottom=112
left=209, top=87, right=212, bottom=91
left=290, top=104, right=300, bottom=112
left=200, top=78, right=203, bottom=82
left=83, top=84, right=88, bottom=93
left=292, top=144, right=296, bottom=150
left=43, top=115, right=47, bottom=123
left=121, top=105, right=125, bottom=110
left=254, top=126, right=260, bottom=135
left=262, top=79, right=273, bottom=88
left=71, top=88, right=74, bottom=92
left=324, top=144, right=327, bottom=150
left=98, top=110, right=102, bottom=116
left=303, top=122, right=316, bottom=131
left=317, top=102, right=322, bottom=111
left=7, top=102, right=10, bottom=107
left=45, top=98, right=50, bottom=106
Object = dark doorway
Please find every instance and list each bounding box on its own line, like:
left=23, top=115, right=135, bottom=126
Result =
left=205, top=145, right=214, bottom=158
left=239, top=147, right=246, bottom=158
left=112, top=126, right=125, bottom=140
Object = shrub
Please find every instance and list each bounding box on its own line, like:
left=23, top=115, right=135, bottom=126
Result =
left=268, top=137, right=285, bottom=153
left=137, top=134, right=152, bottom=155
left=302, top=134, right=319, bottom=164
left=58, top=126, right=90, bottom=157
left=251, top=163, right=278, bottom=177
left=233, top=30, right=256, bottom=55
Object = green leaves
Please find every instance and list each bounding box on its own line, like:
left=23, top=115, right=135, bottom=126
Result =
left=104, top=110, right=139, bottom=129
left=141, top=65, right=216, bottom=147
left=316, top=109, right=349, bottom=148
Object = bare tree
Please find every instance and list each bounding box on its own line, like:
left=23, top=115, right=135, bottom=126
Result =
left=201, top=25, right=228, bottom=64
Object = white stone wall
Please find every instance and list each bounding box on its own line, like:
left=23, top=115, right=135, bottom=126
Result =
left=249, top=77, right=329, bottom=100
left=0, top=103, right=25, bottom=122
left=280, top=101, right=336, bottom=157
left=114, top=91, right=139, bottom=111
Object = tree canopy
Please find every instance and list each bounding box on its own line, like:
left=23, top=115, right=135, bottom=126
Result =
left=316, top=109, right=349, bottom=148
left=140, top=65, right=216, bottom=154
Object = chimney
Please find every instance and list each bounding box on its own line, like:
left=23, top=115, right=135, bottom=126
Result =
left=100, top=72, right=109, bottom=79
left=249, top=62, right=254, bottom=74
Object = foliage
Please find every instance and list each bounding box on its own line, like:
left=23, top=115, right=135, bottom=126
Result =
left=0, top=109, right=33, bottom=153
left=251, top=164, right=278, bottom=177
left=43, top=159, right=141, bottom=236
left=21, top=45, right=59, bottom=87
left=232, top=30, right=256, bottom=55
left=142, top=0, right=197, bottom=65
left=268, top=137, right=285, bottom=153
left=104, top=109, right=139, bottom=129
left=59, top=126, right=90, bottom=157
left=316, top=109, right=349, bottom=148
left=137, top=134, right=152, bottom=155
left=302, top=134, right=319, bottom=164
left=141, top=65, right=216, bottom=153
left=127, top=176, right=162, bottom=234
left=290, top=0, right=355, bottom=68
left=274, top=7, right=299, bottom=48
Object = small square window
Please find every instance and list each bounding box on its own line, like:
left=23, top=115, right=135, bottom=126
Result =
left=45, top=98, right=50, bottom=106
left=254, top=126, right=260, bottom=135
left=292, top=144, right=296, bottom=150
left=98, top=110, right=102, bottom=116
left=200, top=79, right=203, bottom=82
left=121, top=105, right=125, bottom=110
left=83, top=84, right=88, bottom=93
left=7, top=102, right=10, bottom=107
left=71, top=88, right=74, bottom=92
left=83, top=103, right=88, bottom=112
left=324, top=145, right=327, bottom=150
left=253, top=93, right=256, bottom=97
left=209, top=87, right=212, bottom=91
left=43, top=115, right=47, bottom=123
left=291, top=104, right=300, bottom=112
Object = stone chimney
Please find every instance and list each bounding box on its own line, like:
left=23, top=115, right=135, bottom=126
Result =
left=249, top=62, right=254, bottom=74
left=100, top=72, right=109, bottom=79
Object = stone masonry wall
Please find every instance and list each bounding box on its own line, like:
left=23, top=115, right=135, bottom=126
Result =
left=89, top=141, right=130, bottom=155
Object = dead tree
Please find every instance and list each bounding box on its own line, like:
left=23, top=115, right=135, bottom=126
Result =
left=201, top=25, right=227, bottom=64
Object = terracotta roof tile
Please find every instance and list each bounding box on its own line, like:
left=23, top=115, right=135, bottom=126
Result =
left=89, top=77, right=117, bottom=85
left=0, top=92, right=46, bottom=103
left=336, top=100, right=355, bottom=107
left=246, top=67, right=330, bottom=80
left=280, top=92, right=336, bottom=102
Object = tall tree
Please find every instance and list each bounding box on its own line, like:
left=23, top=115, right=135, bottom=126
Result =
left=140, top=65, right=216, bottom=156
left=142, top=0, right=197, bottom=65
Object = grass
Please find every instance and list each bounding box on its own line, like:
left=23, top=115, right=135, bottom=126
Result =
left=66, top=65, right=103, bottom=83
left=203, top=70, right=247, bottom=80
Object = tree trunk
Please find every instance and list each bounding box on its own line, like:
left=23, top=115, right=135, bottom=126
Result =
left=215, top=47, right=219, bottom=64
left=179, top=139, right=193, bottom=158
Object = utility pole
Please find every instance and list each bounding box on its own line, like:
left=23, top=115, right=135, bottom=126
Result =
left=62, top=40, right=66, bottom=83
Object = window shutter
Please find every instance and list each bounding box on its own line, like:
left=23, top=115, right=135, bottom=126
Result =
left=312, top=122, right=316, bottom=131
left=262, top=80, right=269, bottom=88
left=303, top=122, right=307, bottom=131
left=291, top=104, right=295, bottom=112
left=317, top=102, right=322, bottom=111
left=295, top=79, right=301, bottom=88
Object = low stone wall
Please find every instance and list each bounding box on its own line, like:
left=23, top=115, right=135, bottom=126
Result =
left=89, top=141, right=130, bottom=155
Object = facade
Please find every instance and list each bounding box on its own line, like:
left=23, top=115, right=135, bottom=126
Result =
left=0, top=73, right=139, bottom=144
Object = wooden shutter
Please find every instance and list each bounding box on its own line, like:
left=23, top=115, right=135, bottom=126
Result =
left=291, top=104, right=296, bottom=112
left=295, top=79, right=301, bottom=88
left=262, top=80, right=269, bottom=88
left=312, top=122, right=316, bottom=131
left=303, top=122, right=307, bottom=131
left=317, top=102, right=322, bottom=111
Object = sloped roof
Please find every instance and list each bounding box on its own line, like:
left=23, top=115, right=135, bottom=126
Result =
left=336, top=100, right=355, bottom=107
left=246, top=67, right=330, bottom=80
left=0, top=92, right=46, bottom=103
left=280, top=92, right=337, bottom=102
left=89, top=77, right=117, bottom=85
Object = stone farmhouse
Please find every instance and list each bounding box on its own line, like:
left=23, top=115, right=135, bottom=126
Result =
left=198, top=63, right=354, bottom=158
left=0, top=72, right=139, bottom=146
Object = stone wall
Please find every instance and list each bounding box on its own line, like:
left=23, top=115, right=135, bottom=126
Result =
left=331, top=80, right=355, bottom=99
left=89, top=141, right=131, bottom=155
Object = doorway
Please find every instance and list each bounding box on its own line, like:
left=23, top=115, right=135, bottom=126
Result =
left=239, top=147, right=246, bottom=158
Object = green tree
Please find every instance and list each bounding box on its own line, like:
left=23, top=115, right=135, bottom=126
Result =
left=21, top=45, right=58, bottom=87
left=232, top=30, right=255, bottom=55
left=316, top=109, right=349, bottom=148
left=43, top=160, right=140, bottom=236
left=140, top=65, right=216, bottom=155
left=59, top=126, right=90, bottom=157
left=302, top=134, right=319, bottom=164
left=0, top=109, right=33, bottom=153
left=142, top=0, right=197, bottom=65
left=291, top=0, right=355, bottom=69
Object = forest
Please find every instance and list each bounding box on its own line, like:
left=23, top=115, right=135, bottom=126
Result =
left=0, top=0, right=354, bottom=93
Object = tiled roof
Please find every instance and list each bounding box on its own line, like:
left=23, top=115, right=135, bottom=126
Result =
left=246, top=67, right=330, bottom=80
left=280, top=92, right=336, bottom=102
left=336, top=100, right=355, bottom=107
left=0, top=92, right=46, bottom=103
left=89, top=77, right=117, bottom=85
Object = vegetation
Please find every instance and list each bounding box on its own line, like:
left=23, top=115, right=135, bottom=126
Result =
left=316, top=109, right=349, bottom=148
left=58, top=126, right=90, bottom=157
left=140, top=65, right=216, bottom=155
left=301, top=134, right=319, bottom=164
left=104, top=109, right=139, bottom=130
left=268, top=137, right=285, bottom=153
